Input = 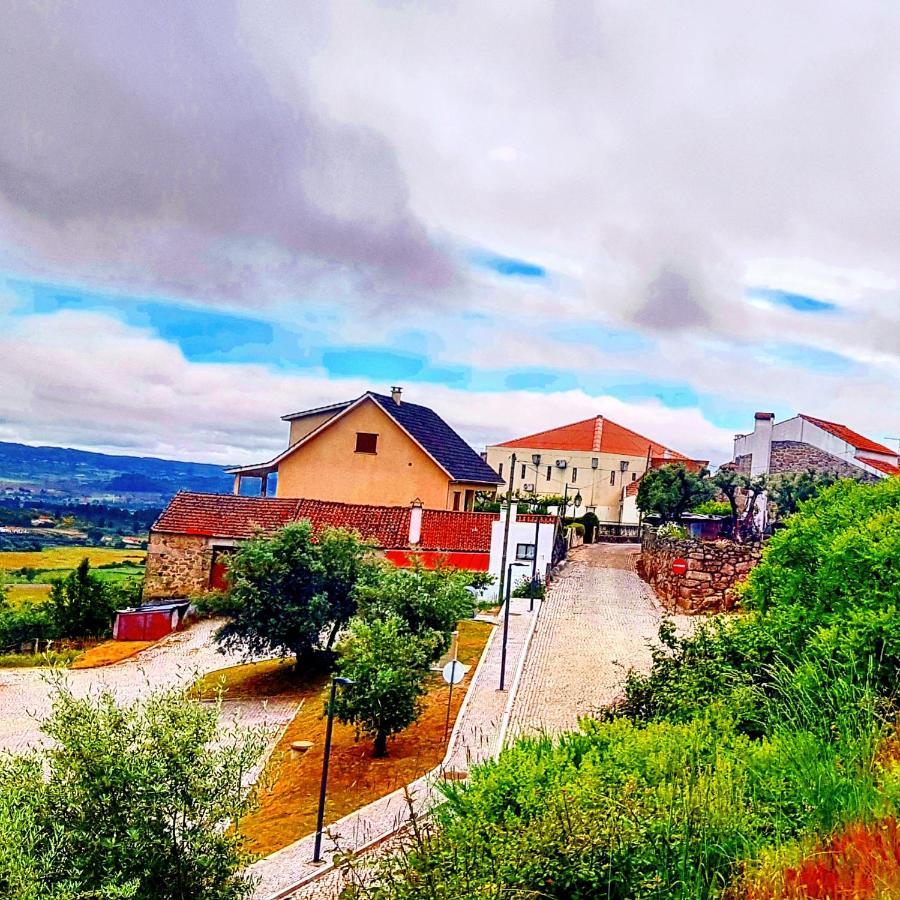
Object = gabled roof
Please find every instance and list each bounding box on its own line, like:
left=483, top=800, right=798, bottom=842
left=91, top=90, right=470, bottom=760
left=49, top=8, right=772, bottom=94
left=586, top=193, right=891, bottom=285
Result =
left=494, top=415, right=688, bottom=460
left=152, top=492, right=553, bottom=552
left=801, top=415, right=896, bottom=457
left=858, top=456, right=900, bottom=476
left=229, top=392, right=502, bottom=486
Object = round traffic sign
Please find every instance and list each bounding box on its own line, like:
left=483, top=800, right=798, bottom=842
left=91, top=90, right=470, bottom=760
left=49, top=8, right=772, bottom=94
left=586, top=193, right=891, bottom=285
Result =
left=672, top=557, right=689, bottom=576
left=441, top=660, right=467, bottom=685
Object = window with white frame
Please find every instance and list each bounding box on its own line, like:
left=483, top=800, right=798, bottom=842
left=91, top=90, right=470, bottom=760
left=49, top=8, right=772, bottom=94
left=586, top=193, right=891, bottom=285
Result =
left=515, top=543, right=536, bottom=561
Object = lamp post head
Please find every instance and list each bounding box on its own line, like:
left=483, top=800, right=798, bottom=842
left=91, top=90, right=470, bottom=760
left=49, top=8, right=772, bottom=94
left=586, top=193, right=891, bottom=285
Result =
left=334, top=677, right=355, bottom=686
left=531, top=453, right=541, bottom=466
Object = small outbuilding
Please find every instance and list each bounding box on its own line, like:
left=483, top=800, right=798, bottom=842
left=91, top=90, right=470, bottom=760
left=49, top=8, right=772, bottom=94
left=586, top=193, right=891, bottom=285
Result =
left=113, top=602, right=189, bottom=642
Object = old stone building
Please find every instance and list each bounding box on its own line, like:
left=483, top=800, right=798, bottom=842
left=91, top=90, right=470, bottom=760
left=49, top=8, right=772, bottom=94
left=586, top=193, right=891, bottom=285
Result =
left=733, top=412, right=899, bottom=481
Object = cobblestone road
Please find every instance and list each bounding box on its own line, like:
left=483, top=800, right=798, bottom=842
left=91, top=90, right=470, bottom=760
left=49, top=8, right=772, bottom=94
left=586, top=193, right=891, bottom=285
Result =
left=0, top=620, right=297, bottom=753
left=506, top=542, right=690, bottom=738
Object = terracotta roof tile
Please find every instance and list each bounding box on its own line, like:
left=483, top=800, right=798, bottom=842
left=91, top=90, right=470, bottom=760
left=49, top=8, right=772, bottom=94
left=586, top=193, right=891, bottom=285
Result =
left=802, top=415, right=896, bottom=457
left=152, top=492, right=300, bottom=539
left=419, top=509, right=494, bottom=552
left=495, top=415, right=688, bottom=459
left=294, top=499, right=411, bottom=547
left=857, top=456, right=900, bottom=476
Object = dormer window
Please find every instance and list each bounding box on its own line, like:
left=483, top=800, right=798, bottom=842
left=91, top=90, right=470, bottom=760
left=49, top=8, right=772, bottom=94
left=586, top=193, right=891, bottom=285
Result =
left=355, top=432, right=378, bottom=454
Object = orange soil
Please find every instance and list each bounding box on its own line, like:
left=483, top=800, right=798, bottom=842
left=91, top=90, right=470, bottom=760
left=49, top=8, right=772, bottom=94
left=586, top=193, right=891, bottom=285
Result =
left=239, top=618, right=493, bottom=857
left=71, top=640, right=154, bottom=668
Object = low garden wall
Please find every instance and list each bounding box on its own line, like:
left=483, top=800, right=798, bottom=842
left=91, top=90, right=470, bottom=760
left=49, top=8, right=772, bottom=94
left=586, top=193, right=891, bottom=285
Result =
left=639, top=528, right=764, bottom=614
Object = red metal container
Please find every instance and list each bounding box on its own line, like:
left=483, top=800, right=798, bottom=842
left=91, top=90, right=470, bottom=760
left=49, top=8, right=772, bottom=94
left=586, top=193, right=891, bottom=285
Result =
left=113, top=603, right=187, bottom=641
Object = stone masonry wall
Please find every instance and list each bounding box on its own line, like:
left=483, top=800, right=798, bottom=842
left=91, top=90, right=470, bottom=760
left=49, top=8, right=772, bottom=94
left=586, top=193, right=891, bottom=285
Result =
left=143, top=532, right=212, bottom=600
left=769, top=441, right=878, bottom=481
left=639, top=528, right=763, bottom=614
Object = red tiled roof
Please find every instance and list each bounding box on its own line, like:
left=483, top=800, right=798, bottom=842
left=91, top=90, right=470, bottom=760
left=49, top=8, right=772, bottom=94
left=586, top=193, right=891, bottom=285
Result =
left=857, top=456, right=900, bottom=476
left=650, top=456, right=708, bottom=472
left=419, top=510, right=494, bottom=552
left=496, top=415, right=688, bottom=459
left=801, top=415, right=896, bottom=457
left=153, top=492, right=300, bottom=539
left=295, top=499, right=410, bottom=548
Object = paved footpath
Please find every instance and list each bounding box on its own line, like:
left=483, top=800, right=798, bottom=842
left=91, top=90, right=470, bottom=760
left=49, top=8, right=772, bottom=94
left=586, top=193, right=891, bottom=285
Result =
left=270, top=543, right=686, bottom=899
left=0, top=620, right=298, bottom=754
left=507, top=542, right=691, bottom=738
left=249, top=592, right=539, bottom=899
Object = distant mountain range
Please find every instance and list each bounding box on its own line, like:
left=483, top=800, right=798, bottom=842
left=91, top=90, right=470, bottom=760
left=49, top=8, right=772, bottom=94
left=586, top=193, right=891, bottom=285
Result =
left=0, top=441, right=235, bottom=506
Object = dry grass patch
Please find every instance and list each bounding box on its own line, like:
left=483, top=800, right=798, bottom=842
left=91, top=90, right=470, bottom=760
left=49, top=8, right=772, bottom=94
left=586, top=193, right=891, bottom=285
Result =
left=238, top=618, right=493, bottom=857
left=6, top=583, right=52, bottom=607
left=71, top=640, right=155, bottom=669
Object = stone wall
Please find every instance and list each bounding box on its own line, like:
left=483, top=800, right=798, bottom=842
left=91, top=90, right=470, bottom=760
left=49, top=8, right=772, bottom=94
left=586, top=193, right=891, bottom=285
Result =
left=143, top=532, right=213, bottom=600
left=769, top=441, right=877, bottom=481
left=639, top=528, right=763, bottom=614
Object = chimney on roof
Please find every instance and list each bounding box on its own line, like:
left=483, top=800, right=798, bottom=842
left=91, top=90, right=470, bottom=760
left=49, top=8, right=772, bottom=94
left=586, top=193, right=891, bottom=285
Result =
left=408, top=499, right=423, bottom=545
left=391, top=386, right=403, bottom=405
left=751, top=412, right=775, bottom=476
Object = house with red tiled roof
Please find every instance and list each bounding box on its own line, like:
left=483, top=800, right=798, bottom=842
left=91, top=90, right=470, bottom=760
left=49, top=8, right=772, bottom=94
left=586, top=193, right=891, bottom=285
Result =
left=144, top=491, right=556, bottom=601
left=225, top=386, right=502, bottom=512
left=485, top=415, right=700, bottom=524
left=733, top=412, right=900, bottom=481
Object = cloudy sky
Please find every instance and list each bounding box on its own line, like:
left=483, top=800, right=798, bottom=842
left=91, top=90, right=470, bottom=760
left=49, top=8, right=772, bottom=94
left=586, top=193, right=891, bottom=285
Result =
left=2, top=0, right=899, bottom=467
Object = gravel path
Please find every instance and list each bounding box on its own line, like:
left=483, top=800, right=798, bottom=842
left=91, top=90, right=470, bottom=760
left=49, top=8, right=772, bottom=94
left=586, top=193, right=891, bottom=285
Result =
left=0, top=620, right=297, bottom=753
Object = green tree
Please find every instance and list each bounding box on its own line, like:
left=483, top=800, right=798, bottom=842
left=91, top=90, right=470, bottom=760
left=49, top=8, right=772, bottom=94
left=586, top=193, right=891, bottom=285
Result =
left=216, top=522, right=373, bottom=666
left=333, top=615, right=441, bottom=757
left=357, top=563, right=474, bottom=658
left=49, top=558, right=116, bottom=638
left=767, top=469, right=838, bottom=522
left=636, top=463, right=713, bottom=522
left=0, top=685, right=265, bottom=900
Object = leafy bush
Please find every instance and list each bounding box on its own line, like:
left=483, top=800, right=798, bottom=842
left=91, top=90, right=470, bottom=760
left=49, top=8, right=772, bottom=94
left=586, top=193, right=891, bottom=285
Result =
left=567, top=522, right=585, bottom=536
left=656, top=522, right=688, bottom=540
left=0, top=685, right=266, bottom=900
left=0, top=602, right=55, bottom=651
left=48, top=558, right=116, bottom=638
left=636, top=464, right=714, bottom=522
left=511, top=574, right=544, bottom=599
left=690, top=500, right=732, bottom=516
left=333, top=615, right=441, bottom=757
left=357, top=562, right=474, bottom=657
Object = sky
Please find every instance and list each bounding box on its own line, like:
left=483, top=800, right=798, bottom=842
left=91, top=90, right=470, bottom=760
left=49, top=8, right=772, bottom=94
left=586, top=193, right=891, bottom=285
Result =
left=1, top=1, right=899, bottom=468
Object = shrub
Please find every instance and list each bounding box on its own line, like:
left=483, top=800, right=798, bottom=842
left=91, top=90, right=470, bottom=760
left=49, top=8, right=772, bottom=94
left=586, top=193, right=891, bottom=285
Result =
left=656, top=522, right=688, bottom=540
left=567, top=522, right=585, bottom=536
left=636, top=464, right=714, bottom=522
left=357, top=563, right=474, bottom=658
left=48, top=558, right=116, bottom=638
left=0, top=685, right=266, bottom=899
left=690, top=500, right=732, bottom=516
left=333, top=615, right=441, bottom=757
left=0, top=602, right=55, bottom=651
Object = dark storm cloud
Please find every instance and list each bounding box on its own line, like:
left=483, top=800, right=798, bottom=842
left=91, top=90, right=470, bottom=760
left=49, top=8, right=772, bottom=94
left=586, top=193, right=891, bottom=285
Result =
left=0, top=1, right=456, bottom=301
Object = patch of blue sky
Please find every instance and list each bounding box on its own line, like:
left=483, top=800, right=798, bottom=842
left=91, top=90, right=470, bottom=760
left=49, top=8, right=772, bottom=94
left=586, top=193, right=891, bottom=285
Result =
left=503, top=370, right=579, bottom=392
left=549, top=321, right=653, bottom=354
left=748, top=287, right=838, bottom=314
left=321, top=347, right=469, bottom=386
left=758, top=341, right=857, bottom=374
left=468, top=249, right=547, bottom=279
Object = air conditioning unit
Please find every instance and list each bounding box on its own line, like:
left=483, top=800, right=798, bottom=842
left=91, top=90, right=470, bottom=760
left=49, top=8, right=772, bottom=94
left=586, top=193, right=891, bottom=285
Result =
left=523, top=483, right=535, bottom=492
left=555, top=459, right=568, bottom=469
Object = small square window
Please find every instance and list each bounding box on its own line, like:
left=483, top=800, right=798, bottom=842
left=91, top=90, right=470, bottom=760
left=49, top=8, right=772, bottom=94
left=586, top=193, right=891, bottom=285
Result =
left=355, top=432, right=378, bottom=453
left=516, top=543, right=536, bottom=561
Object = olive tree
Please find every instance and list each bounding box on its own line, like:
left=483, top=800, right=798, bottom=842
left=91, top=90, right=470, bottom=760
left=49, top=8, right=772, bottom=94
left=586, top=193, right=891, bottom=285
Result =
left=0, top=685, right=266, bottom=900
left=215, top=521, right=374, bottom=666
left=636, top=464, right=713, bottom=522
left=332, top=615, right=441, bottom=757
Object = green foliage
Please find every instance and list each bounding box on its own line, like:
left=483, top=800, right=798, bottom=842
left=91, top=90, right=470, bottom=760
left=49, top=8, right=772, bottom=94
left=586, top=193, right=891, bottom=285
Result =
left=357, top=562, right=474, bottom=658
left=0, top=602, right=54, bottom=651
left=567, top=522, right=585, bottom=536
left=0, top=649, right=81, bottom=668
left=333, top=615, right=441, bottom=757
left=0, top=685, right=265, bottom=900
left=215, top=522, right=374, bottom=664
left=192, top=588, right=243, bottom=619
left=767, top=469, right=838, bottom=522
left=656, top=522, right=688, bottom=540
left=511, top=574, right=544, bottom=599
left=636, top=464, right=714, bottom=522
left=690, top=500, right=732, bottom=516
left=465, top=570, right=496, bottom=592
left=361, top=477, right=900, bottom=898
left=48, top=558, right=116, bottom=638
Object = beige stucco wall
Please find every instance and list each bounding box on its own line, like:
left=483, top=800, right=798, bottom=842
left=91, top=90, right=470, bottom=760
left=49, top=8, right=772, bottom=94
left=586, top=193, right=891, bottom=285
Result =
left=276, top=398, right=458, bottom=508
left=288, top=409, right=341, bottom=446
left=485, top=445, right=651, bottom=522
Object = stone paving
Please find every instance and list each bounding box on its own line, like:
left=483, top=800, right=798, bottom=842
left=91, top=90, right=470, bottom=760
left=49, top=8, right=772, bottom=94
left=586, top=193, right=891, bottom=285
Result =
left=0, top=620, right=297, bottom=754
left=506, top=542, right=692, bottom=738
left=274, top=543, right=689, bottom=900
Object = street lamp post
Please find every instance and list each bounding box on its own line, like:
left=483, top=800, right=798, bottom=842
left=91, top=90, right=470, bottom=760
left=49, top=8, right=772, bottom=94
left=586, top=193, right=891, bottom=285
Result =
left=499, top=561, right=529, bottom=691
left=313, top=676, right=354, bottom=863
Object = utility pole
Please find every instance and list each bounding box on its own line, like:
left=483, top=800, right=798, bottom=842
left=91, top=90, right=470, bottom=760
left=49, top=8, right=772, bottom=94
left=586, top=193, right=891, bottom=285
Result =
left=497, top=452, right=517, bottom=604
